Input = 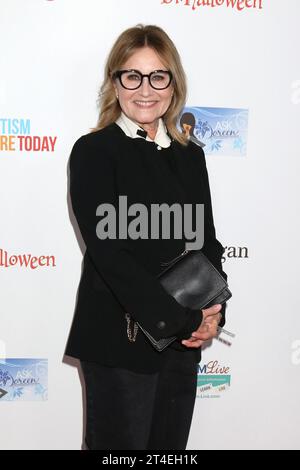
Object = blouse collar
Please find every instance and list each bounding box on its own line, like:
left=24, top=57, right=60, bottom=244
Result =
left=115, top=111, right=171, bottom=148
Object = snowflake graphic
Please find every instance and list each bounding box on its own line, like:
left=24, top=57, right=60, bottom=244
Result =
left=35, top=384, right=45, bottom=395
left=196, top=120, right=210, bottom=139
left=234, top=137, right=245, bottom=153
left=13, top=387, right=24, bottom=398
left=211, top=140, right=222, bottom=152
left=0, top=370, right=10, bottom=386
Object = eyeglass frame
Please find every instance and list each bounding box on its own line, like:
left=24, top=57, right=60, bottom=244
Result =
left=111, top=69, right=174, bottom=90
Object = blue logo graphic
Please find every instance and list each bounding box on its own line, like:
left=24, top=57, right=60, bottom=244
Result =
left=0, top=359, right=48, bottom=401
left=178, top=106, right=249, bottom=157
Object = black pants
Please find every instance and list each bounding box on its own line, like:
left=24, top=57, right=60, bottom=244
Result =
left=81, top=350, right=198, bottom=450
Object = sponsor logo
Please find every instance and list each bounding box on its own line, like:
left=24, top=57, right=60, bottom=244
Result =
left=0, top=248, right=56, bottom=269
left=0, top=118, right=57, bottom=153
left=222, top=245, right=249, bottom=262
left=179, top=107, right=249, bottom=156
left=197, top=360, right=231, bottom=398
left=161, top=0, right=263, bottom=12
left=0, top=359, right=48, bottom=401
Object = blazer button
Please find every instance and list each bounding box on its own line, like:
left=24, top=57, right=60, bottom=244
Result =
left=157, top=321, right=166, bottom=329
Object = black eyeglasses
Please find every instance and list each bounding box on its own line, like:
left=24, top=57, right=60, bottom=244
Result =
left=112, top=69, right=173, bottom=90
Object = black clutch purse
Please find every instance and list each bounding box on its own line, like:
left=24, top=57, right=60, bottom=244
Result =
left=135, top=249, right=232, bottom=352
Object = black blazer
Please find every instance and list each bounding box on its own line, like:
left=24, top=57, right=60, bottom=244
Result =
left=64, top=123, right=227, bottom=373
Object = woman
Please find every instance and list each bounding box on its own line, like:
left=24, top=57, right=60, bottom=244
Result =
left=65, top=24, right=228, bottom=450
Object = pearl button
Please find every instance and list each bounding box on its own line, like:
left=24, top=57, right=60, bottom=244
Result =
left=157, top=145, right=162, bottom=150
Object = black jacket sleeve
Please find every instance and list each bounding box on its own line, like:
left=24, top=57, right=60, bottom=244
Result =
left=69, top=134, right=203, bottom=341
left=193, top=144, right=228, bottom=328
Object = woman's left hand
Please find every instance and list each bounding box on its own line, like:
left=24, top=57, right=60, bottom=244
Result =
left=181, top=309, right=222, bottom=348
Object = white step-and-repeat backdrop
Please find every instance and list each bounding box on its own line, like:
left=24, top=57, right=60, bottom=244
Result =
left=1, top=0, right=299, bottom=450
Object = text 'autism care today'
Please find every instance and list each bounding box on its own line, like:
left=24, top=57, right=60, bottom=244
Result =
left=0, top=118, right=57, bottom=152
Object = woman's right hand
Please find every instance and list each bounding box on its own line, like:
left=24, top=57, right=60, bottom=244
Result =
left=181, top=304, right=222, bottom=348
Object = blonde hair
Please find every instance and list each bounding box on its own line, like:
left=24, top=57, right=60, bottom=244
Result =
left=90, top=24, right=189, bottom=146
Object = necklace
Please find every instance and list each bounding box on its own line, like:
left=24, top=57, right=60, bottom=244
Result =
left=125, top=313, right=139, bottom=342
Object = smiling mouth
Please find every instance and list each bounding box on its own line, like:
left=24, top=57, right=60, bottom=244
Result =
left=134, top=101, right=158, bottom=108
